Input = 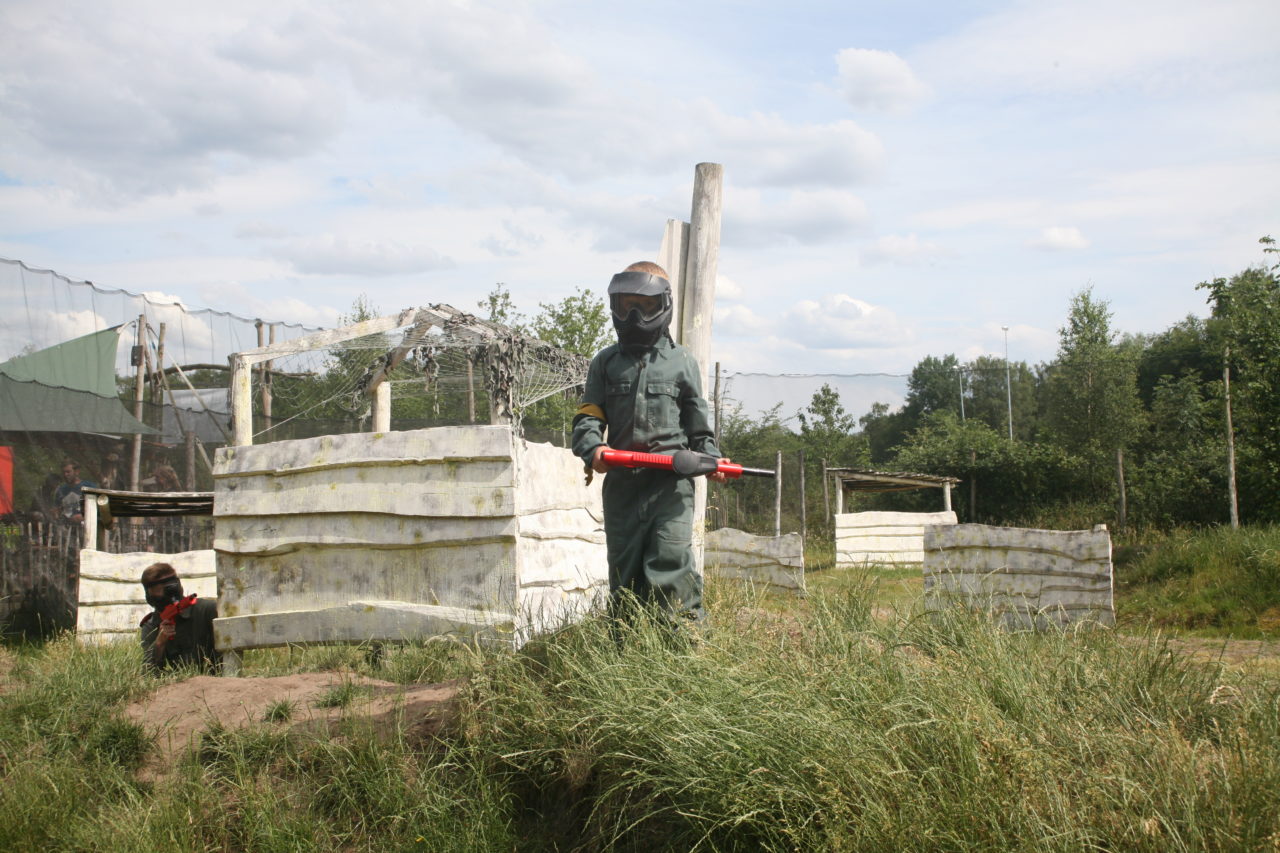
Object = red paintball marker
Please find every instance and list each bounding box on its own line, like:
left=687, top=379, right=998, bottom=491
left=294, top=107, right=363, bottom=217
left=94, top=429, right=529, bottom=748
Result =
left=159, top=593, right=198, bottom=627
left=600, top=448, right=775, bottom=479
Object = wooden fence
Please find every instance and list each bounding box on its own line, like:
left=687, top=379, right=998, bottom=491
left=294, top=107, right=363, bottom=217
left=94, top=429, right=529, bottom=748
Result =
left=1, top=518, right=213, bottom=636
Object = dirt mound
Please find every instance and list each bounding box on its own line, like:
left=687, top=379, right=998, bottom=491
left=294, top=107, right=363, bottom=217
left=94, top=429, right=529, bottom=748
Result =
left=124, top=672, right=460, bottom=779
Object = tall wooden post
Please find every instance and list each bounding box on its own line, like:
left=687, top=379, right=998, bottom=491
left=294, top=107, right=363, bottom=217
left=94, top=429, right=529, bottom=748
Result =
left=130, top=314, right=146, bottom=490
left=713, top=361, right=722, bottom=447
left=821, top=458, right=830, bottom=522
left=677, top=163, right=722, bottom=574
left=774, top=450, right=783, bottom=537
left=1224, top=355, right=1239, bottom=528
left=153, top=322, right=166, bottom=406
left=230, top=354, right=253, bottom=446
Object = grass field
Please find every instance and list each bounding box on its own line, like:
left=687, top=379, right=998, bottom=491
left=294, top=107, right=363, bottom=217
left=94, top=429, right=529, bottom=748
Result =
left=1, top=528, right=1279, bottom=851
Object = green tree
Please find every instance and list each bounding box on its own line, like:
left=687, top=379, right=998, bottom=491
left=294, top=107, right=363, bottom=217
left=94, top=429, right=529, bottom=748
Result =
left=479, top=284, right=524, bottom=330
left=964, top=355, right=1038, bottom=441
left=797, top=383, right=867, bottom=469
left=1042, top=288, right=1145, bottom=522
left=1199, top=262, right=1280, bottom=518
left=528, top=286, right=611, bottom=358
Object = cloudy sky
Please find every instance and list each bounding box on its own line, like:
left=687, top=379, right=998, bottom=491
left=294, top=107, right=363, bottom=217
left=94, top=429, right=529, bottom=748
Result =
left=1, top=0, right=1276, bottom=416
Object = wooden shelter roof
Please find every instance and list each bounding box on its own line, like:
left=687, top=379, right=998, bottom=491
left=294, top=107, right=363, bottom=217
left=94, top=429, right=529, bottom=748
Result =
left=826, top=468, right=961, bottom=493
left=82, top=486, right=213, bottom=519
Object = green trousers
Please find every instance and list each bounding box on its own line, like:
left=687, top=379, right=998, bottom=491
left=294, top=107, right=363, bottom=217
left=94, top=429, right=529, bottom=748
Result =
left=601, top=467, right=703, bottom=621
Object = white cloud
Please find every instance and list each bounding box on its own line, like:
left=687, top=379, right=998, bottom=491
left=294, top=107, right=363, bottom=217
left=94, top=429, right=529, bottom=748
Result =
left=916, top=0, right=1278, bottom=96
left=1029, top=226, right=1089, bottom=251
left=714, top=304, right=770, bottom=337
left=236, top=221, right=294, bottom=240
left=782, top=294, right=913, bottom=350
left=836, top=48, right=930, bottom=113
left=715, top=273, right=744, bottom=302
left=725, top=187, right=870, bottom=248
left=273, top=235, right=455, bottom=276
left=862, top=233, right=947, bottom=265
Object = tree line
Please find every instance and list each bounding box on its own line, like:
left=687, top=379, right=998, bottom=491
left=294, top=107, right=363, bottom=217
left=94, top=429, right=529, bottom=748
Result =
left=229, top=243, right=1279, bottom=534
left=721, top=240, right=1280, bottom=534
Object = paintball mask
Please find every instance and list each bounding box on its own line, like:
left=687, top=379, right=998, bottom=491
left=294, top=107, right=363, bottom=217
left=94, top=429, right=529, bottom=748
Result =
left=144, top=576, right=184, bottom=610
left=608, top=270, right=672, bottom=348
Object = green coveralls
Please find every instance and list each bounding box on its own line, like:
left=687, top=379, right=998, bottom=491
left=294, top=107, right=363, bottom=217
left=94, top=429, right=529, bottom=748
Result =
left=571, top=336, right=721, bottom=620
left=140, top=598, right=221, bottom=673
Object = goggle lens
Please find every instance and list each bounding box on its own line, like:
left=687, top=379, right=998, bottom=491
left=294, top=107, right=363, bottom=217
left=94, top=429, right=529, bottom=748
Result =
left=612, top=294, right=663, bottom=321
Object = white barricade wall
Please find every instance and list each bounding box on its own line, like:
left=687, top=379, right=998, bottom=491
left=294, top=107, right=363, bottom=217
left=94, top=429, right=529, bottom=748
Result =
left=212, top=425, right=606, bottom=653
left=705, top=528, right=805, bottom=592
left=836, top=510, right=957, bottom=568
left=923, top=523, right=1115, bottom=628
left=77, top=549, right=216, bottom=644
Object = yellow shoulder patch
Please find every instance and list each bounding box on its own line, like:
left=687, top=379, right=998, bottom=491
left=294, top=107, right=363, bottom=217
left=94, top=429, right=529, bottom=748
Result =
left=576, top=403, right=606, bottom=422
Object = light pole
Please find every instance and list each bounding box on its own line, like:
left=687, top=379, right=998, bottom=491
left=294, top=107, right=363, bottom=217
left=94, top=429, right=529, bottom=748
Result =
left=1002, top=326, right=1013, bottom=440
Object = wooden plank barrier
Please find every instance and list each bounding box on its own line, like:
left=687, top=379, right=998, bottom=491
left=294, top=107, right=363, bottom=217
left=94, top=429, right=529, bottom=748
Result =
left=705, top=527, right=805, bottom=592
left=212, top=425, right=606, bottom=664
left=76, top=549, right=216, bottom=643
left=923, top=523, right=1114, bottom=629
left=836, top=510, right=957, bottom=568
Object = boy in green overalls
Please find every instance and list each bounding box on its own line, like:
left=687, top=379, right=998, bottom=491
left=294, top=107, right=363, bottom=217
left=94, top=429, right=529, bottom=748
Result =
left=572, top=262, right=730, bottom=626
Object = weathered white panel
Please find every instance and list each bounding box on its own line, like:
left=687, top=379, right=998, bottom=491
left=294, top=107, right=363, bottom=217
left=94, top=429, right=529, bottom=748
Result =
left=214, top=600, right=515, bottom=650
left=77, top=549, right=216, bottom=644
left=215, top=513, right=517, bottom=555
left=705, top=528, right=805, bottom=592
left=214, top=426, right=515, bottom=476
left=515, top=440, right=603, bottom=517
left=836, top=511, right=956, bottom=567
left=512, top=439, right=608, bottom=641
left=923, top=523, right=1114, bottom=629
left=212, top=426, right=607, bottom=657
left=214, top=462, right=514, bottom=519
left=218, top=541, right=516, bottom=616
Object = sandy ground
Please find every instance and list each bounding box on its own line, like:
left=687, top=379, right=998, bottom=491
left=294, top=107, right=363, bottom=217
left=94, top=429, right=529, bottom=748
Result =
left=122, top=673, right=460, bottom=780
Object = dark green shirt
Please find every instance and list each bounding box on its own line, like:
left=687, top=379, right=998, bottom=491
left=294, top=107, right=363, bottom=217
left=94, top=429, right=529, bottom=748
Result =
left=140, top=598, right=221, bottom=673
left=572, top=336, right=720, bottom=462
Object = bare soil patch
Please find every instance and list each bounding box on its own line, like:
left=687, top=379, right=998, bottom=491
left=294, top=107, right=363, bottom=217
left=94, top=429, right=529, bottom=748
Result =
left=124, top=672, right=460, bottom=780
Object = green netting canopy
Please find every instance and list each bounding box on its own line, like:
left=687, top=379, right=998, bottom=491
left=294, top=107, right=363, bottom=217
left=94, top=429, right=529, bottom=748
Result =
left=0, top=328, right=155, bottom=435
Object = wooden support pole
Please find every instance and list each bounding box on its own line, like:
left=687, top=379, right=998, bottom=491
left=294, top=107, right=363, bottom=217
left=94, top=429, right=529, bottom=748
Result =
left=230, top=354, right=253, bottom=446
left=153, top=322, right=166, bottom=406
left=659, top=218, right=690, bottom=339
left=82, top=491, right=97, bottom=549
left=130, top=314, right=146, bottom=490
left=1224, top=354, right=1239, bottom=528
left=680, top=163, right=723, bottom=573
left=185, top=430, right=196, bottom=491
left=821, top=458, right=829, bottom=522
left=943, top=483, right=952, bottom=512
left=373, top=382, right=391, bottom=432
left=713, top=361, right=722, bottom=445
left=774, top=450, right=783, bottom=538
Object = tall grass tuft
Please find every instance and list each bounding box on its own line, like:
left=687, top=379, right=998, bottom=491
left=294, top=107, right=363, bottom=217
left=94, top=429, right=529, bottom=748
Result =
left=1, top=583, right=1278, bottom=850
left=1118, top=524, right=1280, bottom=635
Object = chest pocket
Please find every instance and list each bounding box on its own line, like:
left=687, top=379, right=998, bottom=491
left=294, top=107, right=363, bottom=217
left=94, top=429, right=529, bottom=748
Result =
left=646, top=381, right=680, bottom=429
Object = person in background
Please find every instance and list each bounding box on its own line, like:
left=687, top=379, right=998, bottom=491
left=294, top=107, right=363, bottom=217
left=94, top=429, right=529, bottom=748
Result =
left=53, top=459, right=96, bottom=524
left=96, top=452, right=121, bottom=491
left=138, top=562, right=220, bottom=673
left=150, top=464, right=182, bottom=492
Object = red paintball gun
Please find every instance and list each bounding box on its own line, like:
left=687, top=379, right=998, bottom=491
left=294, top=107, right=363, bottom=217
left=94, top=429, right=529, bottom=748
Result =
left=600, top=448, right=776, bottom=479
left=159, top=593, right=198, bottom=627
